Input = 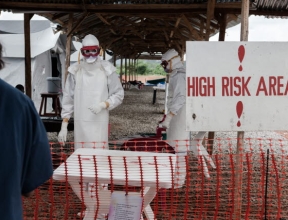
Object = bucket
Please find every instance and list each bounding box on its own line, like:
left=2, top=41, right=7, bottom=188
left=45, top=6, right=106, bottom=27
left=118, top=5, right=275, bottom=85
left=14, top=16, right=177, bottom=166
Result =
left=47, top=77, right=61, bottom=93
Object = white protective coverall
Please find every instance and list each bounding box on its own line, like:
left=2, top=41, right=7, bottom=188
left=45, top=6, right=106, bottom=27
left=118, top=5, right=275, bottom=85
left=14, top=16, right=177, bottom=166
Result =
left=60, top=44, right=124, bottom=150
left=160, top=49, right=215, bottom=187
left=61, top=59, right=124, bottom=149
left=160, top=50, right=188, bottom=188
left=59, top=35, right=124, bottom=220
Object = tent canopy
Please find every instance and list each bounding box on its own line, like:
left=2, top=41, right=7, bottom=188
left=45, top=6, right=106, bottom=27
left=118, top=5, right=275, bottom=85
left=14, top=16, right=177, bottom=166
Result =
left=0, top=20, right=51, bottom=34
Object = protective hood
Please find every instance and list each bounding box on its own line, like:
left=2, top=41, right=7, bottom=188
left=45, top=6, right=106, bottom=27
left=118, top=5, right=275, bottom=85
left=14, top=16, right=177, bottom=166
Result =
left=162, top=49, right=183, bottom=71
left=162, top=49, right=178, bottom=61
left=82, top=34, right=99, bottom=47
left=82, top=34, right=99, bottom=64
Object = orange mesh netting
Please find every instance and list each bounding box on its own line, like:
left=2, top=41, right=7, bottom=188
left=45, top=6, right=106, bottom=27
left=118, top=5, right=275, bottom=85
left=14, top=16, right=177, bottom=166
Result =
left=22, top=138, right=288, bottom=220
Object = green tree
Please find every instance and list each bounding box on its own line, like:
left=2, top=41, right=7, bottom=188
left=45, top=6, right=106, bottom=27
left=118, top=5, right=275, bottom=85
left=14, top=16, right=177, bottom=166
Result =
left=117, top=59, right=165, bottom=76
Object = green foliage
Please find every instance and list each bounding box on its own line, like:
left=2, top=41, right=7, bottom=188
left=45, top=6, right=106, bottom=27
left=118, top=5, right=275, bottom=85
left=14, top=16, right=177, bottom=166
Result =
left=116, top=60, right=165, bottom=76
left=137, top=65, right=147, bottom=75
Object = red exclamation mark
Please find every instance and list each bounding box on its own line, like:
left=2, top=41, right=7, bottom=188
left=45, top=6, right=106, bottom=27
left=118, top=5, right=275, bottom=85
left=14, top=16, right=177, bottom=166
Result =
left=238, top=45, right=245, bottom=71
left=236, top=101, right=243, bottom=127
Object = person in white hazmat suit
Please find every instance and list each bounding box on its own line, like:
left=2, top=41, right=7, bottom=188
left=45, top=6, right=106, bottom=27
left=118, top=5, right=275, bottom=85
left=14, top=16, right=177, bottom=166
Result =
left=58, top=35, right=124, bottom=220
left=159, top=49, right=215, bottom=188
left=58, top=34, right=124, bottom=149
left=158, top=49, right=188, bottom=188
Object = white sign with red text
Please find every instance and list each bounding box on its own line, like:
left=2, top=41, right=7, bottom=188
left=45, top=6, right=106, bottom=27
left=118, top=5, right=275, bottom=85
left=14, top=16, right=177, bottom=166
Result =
left=186, top=42, right=288, bottom=131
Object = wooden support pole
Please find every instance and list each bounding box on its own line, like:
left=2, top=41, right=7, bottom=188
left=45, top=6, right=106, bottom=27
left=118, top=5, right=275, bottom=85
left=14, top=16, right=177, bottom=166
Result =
left=128, top=58, right=131, bottom=82
left=240, top=0, right=249, bottom=41
left=24, top=13, right=33, bottom=98
left=206, top=131, right=215, bottom=155
left=64, top=13, right=73, bottom=85
left=120, top=56, right=123, bottom=82
left=181, top=41, right=185, bottom=61
left=136, top=59, right=138, bottom=81
left=204, top=0, right=216, bottom=152
left=131, top=59, right=134, bottom=81
left=103, top=47, right=106, bottom=60
left=113, top=53, right=116, bottom=67
left=234, top=0, right=249, bottom=219
left=234, top=131, right=244, bottom=219
left=199, top=19, right=205, bottom=39
left=205, top=13, right=227, bottom=154
left=218, top=13, right=227, bottom=41
left=67, top=13, right=88, bottom=37
left=124, top=57, right=127, bottom=89
left=134, top=59, right=136, bottom=81
left=205, top=0, right=215, bottom=41
left=132, top=59, right=134, bottom=81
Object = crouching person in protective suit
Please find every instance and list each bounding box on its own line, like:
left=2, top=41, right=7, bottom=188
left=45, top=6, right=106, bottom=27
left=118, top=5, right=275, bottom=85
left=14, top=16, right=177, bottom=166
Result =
left=159, top=49, right=188, bottom=188
left=159, top=49, right=215, bottom=188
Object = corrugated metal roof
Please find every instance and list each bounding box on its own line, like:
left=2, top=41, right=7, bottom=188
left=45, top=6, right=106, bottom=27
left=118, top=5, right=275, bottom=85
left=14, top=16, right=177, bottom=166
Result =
left=0, top=0, right=241, bottom=4
left=1, top=0, right=287, bottom=58
left=254, top=0, right=288, bottom=10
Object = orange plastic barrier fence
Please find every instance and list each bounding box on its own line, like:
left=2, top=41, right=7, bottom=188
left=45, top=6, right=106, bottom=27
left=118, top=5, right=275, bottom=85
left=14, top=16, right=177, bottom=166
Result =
left=22, top=138, right=288, bottom=220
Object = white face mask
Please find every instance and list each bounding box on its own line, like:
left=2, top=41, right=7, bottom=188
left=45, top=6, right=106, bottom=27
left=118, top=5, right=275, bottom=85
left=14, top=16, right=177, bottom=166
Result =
left=85, top=56, right=97, bottom=63
left=164, top=68, right=171, bottom=73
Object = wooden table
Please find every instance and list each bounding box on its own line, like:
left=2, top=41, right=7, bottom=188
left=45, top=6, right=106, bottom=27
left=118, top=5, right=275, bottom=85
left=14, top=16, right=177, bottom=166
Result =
left=53, top=148, right=176, bottom=220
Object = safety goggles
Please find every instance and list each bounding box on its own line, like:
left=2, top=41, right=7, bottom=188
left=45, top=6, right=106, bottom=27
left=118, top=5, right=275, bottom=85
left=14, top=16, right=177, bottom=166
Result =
left=80, top=46, right=100, bottom=57
left=160, top=60, right=169, bottom=69
left=160, top=55, right=179, bottom=69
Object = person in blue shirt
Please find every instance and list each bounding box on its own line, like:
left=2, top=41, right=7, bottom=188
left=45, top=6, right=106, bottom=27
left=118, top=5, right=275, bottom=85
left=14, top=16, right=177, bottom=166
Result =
left=0, top=42, right=53, bottom=219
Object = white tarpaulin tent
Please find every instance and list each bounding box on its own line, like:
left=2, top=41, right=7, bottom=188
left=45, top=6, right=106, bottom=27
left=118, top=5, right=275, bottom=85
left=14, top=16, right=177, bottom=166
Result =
left=0, top=20, right=75, bottom=112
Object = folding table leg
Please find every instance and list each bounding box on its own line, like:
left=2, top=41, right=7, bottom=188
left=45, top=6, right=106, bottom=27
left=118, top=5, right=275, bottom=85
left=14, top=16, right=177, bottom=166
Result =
left=70, top=182, right=110, bottom=220
left=143, top=187, right=157, bottom=220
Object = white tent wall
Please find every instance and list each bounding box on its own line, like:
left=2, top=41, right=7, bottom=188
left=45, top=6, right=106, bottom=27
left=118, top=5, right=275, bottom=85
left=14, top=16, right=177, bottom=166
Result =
left=31, top=51, right=52, bottom=112
left=1, top=57, right=25, bottom=84
left=0, top=28, right=60, bottom=58
left=59, top=52, right=66, bottom=96
left=0, top=21, right=76, bottom=114
left=2, top=50, right=53, bottom=112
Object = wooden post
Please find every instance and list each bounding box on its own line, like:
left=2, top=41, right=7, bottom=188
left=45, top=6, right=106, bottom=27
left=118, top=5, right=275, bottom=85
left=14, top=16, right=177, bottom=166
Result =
left=205, top=0, right=215, bottom=41
left=128, top=58, right=131, bottom=82
left=24, top=13, right=33, bottom=98
left=136, top=59, right=138, bottom=81
left=120, top=56, right=123, bottom=82
left=124, top=57, right=127, bottom=89
left=200, top=19, right=205, bottom=39
left=181, top=41, right=185, bottom=61
left=64, top=13, right=73, bottom=85
left=218, top=13, right=227, bottom=42
left=103, top=47, right=106, bottom=60
left=204, top=0, right=216, bottom=152
left=206, top=132, right=215, bottom=155
left=132, top=59, right=134, bottom=81
left=234, top=0, right=249, bottom=219
left=134, top=59, right=136, bottom=81
left=240, top=0, right=249, bottom=41
left=205, top=13, right=227, bottom=154
left=113, top=53, right=116, bottom=67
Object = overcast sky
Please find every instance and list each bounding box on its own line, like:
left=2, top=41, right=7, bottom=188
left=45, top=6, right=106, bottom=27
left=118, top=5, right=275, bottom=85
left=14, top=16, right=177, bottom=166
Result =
left=1, top=12, right=288, bottom=41
left=210, top=15, right=288, bottom=41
